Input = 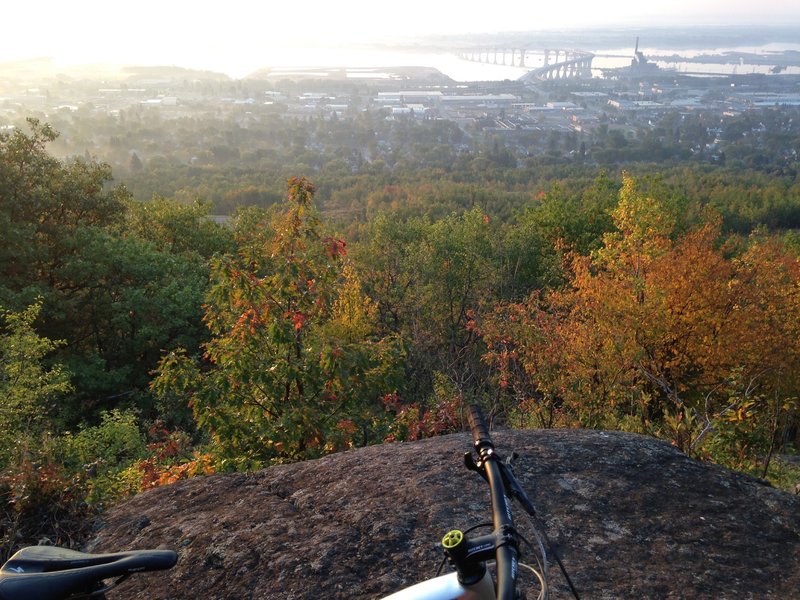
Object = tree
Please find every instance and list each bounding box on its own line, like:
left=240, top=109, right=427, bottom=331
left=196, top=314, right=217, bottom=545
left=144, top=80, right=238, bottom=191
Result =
left=152, top=178, right=403, bottom=467
left=0, top=119, right=127, bottom=308
left=123, top=197, right=234, bottom=259
left=128, top=152, right=143, bottom=173
left=478, top=174, right=800, bottom=473
left=0, top=121, right=212, bottom=421
left=47, top=227, right=209, bottom=422
left=354, top=208, right=500, bottom=408
left=0, top=302, right=71, bottom=468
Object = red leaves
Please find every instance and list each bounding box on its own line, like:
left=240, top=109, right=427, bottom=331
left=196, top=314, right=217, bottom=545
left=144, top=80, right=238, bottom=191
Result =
left=291, top=311, right=306, bottom=330
left=336, top=419, right=357, bottom=435
left=381, top=391, right=402, bottom=412
left=277, top=310, right=308, bottom=330
left=138, top=424, right=213, bottom=490
left=322, top=236, right=347, bottom=259
left=465, top=308, right=478, bottom=333
left=234, top=307, right=263, bottom=337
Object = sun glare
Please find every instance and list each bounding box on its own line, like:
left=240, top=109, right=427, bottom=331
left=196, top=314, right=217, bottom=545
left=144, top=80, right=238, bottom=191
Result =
left=2, top=0, right=799, bottom=74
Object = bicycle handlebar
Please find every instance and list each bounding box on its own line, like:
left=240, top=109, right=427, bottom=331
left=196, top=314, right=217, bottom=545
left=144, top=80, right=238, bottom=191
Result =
left=389, top=404, right=567, bottom=600
left=466, top=405, right=518, bottom=600
left=467, top=404, right=493, bottom=451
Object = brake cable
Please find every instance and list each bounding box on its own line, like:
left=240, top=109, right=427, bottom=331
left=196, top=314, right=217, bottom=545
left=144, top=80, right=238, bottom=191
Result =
left=498, top=453, right=581, bottom=600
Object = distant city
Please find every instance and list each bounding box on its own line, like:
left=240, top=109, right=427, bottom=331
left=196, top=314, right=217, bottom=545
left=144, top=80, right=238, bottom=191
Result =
left=2, top=25, right=798, bottom=189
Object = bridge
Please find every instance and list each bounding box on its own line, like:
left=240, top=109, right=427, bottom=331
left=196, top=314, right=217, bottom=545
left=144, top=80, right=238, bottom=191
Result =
left=456, top=48, right=595, bottom=81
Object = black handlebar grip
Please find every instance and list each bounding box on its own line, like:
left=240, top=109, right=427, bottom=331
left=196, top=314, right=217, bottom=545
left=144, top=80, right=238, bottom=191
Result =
left=467, top=404, right=493, bottom=450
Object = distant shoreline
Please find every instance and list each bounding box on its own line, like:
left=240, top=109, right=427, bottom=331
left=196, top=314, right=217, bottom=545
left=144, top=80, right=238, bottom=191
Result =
left=3, top=25, right=800, bottom=83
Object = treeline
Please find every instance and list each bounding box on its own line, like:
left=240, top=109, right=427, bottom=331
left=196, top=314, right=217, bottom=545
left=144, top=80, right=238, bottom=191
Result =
left=1, top=120, right=799, bottom=556
left=26, top=100, right=800, bottom=220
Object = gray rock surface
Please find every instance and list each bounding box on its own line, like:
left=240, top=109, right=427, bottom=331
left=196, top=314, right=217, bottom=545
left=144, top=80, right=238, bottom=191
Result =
left=87, top=430, right=800, bottom=599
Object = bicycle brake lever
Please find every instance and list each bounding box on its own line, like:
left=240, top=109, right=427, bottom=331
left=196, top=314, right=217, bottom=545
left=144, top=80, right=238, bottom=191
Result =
left=463, top=452, right=488, bottom=483
left=506, top=451, right=519, bottom=465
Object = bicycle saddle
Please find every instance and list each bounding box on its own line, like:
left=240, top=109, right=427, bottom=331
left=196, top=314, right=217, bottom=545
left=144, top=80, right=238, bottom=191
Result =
left=0, top=545, right=177, bottom=600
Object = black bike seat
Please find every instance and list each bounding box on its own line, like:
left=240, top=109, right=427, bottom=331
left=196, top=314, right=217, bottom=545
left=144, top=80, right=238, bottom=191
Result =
left=0, top=546, right=177, bottom=600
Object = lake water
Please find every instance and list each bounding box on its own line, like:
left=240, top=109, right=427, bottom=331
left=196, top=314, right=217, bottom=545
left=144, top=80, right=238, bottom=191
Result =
left=135, top=41, right=800, bottom=81
left=437, top=44, right=800, bottom=80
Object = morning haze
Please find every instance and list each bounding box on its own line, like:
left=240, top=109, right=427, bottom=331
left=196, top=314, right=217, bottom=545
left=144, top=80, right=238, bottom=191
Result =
left=2, top=0, right=800, bottom=76
left=1, top=0, right=800, bottom=588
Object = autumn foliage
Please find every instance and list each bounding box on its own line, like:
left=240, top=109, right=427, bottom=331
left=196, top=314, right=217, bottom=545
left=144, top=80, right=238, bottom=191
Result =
left=478, top=174, right=800, bottom=471
left=6, top=121, right=800, bottom=553
left=152, top=178, right=404, bottom=468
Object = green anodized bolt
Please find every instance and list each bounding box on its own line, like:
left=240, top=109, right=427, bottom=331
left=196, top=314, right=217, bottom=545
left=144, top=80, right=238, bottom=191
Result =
left=442, top=530, right=464, bottom=549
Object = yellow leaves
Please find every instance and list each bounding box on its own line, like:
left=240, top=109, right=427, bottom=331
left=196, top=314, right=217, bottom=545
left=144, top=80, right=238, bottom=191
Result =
left=286, top=176, right=315, bottom=208
left=328, top=264, right=378, bottom=341
left=613, top=173, right=676, bottom=243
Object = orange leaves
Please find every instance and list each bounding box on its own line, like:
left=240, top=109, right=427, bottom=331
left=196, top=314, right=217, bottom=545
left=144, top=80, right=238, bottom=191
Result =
left=137, top=423, right=215, bottom=490
left=287, top=311, right=307, bottom=331
left=234, top=307, right=264, bottom=337
left=560, top=188, right=743, bottom=414
left=477, top=175, right=800, bottom=438
left=336, top=419, right=357, bottom=435
left=382, top=396, right=460, bottom=442
left=139, top=453, right=215, bottom=490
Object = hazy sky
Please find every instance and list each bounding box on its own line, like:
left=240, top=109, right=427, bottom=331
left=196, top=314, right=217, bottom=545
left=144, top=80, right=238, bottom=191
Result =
left=3, top=0, right=799, bottom=74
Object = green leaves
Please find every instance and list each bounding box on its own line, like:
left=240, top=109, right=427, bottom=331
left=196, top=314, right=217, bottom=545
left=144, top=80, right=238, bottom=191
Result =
left=0, top=121, right=213, bottom=419
left=153, top=178, right=403, bottom=466
left=0, top=302, right=72, bottom=468
left=123, top=197, right=234, bottom=258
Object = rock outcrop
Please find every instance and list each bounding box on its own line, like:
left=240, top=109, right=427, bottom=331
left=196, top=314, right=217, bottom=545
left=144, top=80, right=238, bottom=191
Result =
left=87, top=430, right=800, bottom=599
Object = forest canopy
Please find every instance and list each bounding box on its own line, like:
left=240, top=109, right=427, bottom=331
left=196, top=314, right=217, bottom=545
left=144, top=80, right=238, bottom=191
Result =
left=1, top=118, right=799, bottom=556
